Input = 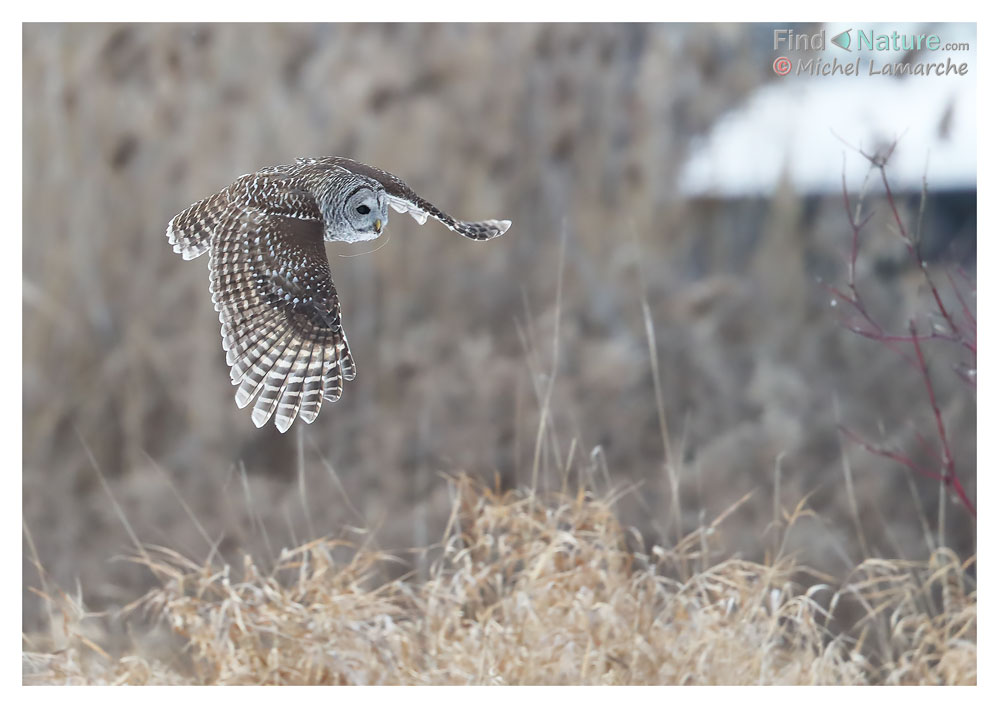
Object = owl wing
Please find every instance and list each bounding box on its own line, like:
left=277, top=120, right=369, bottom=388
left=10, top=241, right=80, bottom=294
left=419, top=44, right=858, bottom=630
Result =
left=167, top=169, right=322, bottom=260
left=167, top=188, right=232, bottom=261
left=316, top=157, right=511, bottom=241
left=207, top=193, right=355, bottom=433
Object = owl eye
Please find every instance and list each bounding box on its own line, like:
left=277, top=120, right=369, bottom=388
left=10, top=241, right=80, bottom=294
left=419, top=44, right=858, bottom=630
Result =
left=356, top=205, right=371, bottom=215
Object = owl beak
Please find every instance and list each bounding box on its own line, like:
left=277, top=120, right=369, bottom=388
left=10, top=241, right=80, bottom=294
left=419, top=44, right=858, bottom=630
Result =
left=374, top=218, right=382, bottom=233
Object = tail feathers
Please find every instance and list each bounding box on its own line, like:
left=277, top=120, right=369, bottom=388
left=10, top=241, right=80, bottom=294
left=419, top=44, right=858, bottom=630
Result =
left=167, top=189, right=231, bottom=260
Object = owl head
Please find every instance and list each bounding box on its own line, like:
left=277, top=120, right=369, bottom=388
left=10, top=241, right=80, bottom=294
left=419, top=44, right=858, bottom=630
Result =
left=320, top=173, right=388, bottom=243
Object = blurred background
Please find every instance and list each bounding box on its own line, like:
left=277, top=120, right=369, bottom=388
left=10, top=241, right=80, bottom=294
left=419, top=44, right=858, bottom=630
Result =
left=23, top=23, right=975, bottom=634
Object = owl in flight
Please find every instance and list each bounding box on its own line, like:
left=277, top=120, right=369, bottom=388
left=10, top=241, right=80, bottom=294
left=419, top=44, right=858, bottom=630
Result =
left=167, top=156, right=510, bottom=433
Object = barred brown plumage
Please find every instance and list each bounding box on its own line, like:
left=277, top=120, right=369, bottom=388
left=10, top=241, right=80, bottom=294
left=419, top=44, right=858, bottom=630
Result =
left=167, top=156, right=510, bottom=432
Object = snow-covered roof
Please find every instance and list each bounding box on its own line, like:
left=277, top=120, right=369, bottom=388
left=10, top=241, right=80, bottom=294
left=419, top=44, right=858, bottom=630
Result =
left=679, top=23, right=976, bottom=197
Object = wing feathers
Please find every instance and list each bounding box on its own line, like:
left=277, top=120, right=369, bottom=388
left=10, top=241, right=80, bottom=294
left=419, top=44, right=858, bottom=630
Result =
left=194, top=200, right=353, bottom=431
left=250, top=333, right=300, bottom=427
left=273, top=340, right=317, bottom=433
left=170, top=156, right=508, bottom=432
left=298, top=340, right=328, bottom=424
left=167, top=189, right=232, bottom=260
left=323, top=361, right=344, bottom=403
left=234, top=325, right=292, bottom=409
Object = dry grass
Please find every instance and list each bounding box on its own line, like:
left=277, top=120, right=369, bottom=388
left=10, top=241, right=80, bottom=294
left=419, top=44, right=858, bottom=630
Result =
left=23, top=476, right=975, bottom=685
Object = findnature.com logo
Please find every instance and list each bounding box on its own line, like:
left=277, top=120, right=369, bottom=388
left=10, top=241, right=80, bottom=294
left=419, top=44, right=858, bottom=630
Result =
left=771, top=27, right=972, bottom=77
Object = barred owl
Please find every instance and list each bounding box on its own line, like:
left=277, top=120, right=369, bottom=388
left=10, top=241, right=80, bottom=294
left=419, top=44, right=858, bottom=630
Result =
left=167, top=156, right=511, bottom=433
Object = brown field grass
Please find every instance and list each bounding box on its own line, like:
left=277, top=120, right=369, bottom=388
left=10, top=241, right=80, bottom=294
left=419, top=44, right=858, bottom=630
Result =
left=23, top=476, right=975, bottom=685
left=23, top=23, right=975, bottom=684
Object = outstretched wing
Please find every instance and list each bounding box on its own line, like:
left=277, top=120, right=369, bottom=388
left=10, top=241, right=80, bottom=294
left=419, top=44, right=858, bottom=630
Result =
left=315, top=157, right=511, bottom=241
left=208, top=200, right=354, bottom=433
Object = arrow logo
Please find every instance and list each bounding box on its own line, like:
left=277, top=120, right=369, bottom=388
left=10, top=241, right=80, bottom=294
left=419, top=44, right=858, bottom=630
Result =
left=831, top=29, right=852, bottom=51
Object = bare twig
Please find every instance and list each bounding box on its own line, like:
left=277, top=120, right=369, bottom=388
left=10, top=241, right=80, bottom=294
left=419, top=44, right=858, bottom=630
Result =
left=832, top=141, right=975, bottom=519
